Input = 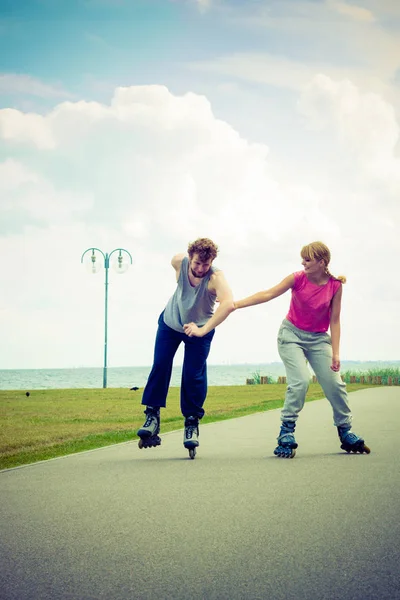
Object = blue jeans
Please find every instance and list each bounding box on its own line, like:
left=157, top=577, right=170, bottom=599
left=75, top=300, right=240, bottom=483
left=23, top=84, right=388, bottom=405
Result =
left=277, top=319, right=352, bottom=427
left=141, top=312, right=215, bottom=419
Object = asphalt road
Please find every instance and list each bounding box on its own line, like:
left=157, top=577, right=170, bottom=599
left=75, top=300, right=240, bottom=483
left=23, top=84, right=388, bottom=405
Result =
left=1, top=388, right=399, bottom=600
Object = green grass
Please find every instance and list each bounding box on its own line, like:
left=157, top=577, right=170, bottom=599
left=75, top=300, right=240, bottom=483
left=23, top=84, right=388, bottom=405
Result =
left=0, top=382, right=374, bottom=470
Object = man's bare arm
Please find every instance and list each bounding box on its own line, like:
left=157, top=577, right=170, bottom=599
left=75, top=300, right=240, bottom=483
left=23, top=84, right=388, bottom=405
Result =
left=171, top=253, right=185, bottom=281
left=183, top=271, right=235, bottom=337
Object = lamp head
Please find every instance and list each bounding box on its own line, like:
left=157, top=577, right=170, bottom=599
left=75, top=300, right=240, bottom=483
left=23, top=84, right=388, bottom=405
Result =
left=83, top=249, right=102, bottom=274
left=113, top=250, right=130, bottom=274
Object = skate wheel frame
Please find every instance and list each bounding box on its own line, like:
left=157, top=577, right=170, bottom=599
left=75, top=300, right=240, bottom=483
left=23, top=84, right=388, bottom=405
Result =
left=341, top=441, right=371, bottom=454
left=138, top=435, right=161, bottom=449
left=274, top=446, right=296, bottom=458
left=188, top=448, right=196, bottom=460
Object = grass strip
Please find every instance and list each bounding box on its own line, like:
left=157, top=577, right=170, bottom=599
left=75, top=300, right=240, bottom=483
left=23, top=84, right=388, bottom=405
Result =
left=0, top=383, right=373, bottom=470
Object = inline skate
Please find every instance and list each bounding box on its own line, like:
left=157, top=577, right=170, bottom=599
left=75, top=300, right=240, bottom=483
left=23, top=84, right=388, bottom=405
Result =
left=274, top=420, right=298, bottom=458
left=184, top=416, right=199, bottom=460
left=137, top=406, right=161, bottom=450
left=337, top=425, right=371, bottom=454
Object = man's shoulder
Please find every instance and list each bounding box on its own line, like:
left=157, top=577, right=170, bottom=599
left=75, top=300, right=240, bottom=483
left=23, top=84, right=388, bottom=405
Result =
left=209, top=266, right=223, bottom=280
left=208, top=268, right=227, bottom=289
left=171, top=253, right=187, bottom=270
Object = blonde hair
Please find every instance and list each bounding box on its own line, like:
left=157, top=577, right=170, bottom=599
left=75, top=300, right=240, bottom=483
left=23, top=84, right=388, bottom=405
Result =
left=301, top=241, right=346, bottom=284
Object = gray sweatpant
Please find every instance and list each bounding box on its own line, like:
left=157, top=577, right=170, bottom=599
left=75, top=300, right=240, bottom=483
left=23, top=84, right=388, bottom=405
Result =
left=277, top=319, right=352, bottom=427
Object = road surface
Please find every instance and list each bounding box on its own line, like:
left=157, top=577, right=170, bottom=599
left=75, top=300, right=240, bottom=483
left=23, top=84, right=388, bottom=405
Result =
left=1, top=388, right=399, bottom=600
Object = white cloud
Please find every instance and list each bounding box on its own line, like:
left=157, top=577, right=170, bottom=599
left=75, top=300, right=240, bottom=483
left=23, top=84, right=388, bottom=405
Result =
left=196, top=0, right=211, bottom=12
left=0, top=85, right=331, bottom=243
left=190, top=51, right=400, bottom=109
left=169, top=0, right=212, bottom=12
left=0, top=109, right=56, bottom=149
left=0, top=74, right=74, bottom=99
left=0, top=157, right=93, bottom=230
left=191, top=52, right=316, bottom=91
left=327, top=1, right=375, bottom=22
left=0, top=159, right=40, bottom=192
left=0, top=82, right=399, bottom=369
left=205, top=0, right=400, bottom=103
left=298, top=74, right=400, bottom=188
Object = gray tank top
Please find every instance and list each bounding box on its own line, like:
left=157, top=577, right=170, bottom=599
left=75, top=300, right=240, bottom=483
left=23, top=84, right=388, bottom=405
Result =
left=163, top=256, right=218, bottom=333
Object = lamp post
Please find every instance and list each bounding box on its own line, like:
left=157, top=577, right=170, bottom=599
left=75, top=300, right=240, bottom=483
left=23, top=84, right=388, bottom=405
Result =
left=81, top=247, right=133, bottom=388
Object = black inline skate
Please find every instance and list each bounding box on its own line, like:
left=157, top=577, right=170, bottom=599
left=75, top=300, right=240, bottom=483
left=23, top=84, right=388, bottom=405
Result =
left=137, top=406, right=161, bottom=450
left=337, top=425, right=371, bottom=454
left=274, top=420, right=298, bottom=458
left=183, top=416, right=199, bottom=460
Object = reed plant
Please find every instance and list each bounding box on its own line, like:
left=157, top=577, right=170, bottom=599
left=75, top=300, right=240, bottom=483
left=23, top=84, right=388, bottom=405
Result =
left=248, top=368, right=400, bottom=385
left=340, top=367, right=400, bottom=384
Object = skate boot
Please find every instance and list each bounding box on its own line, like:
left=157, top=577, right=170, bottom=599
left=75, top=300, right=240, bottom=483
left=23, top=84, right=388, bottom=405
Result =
left=274, top=420, right=298, bottom=458
left=337, top=425, right=371, bottom=454
left=184, top=416, right=199, bottom=460
left=137, top=406, right=161, bottom=450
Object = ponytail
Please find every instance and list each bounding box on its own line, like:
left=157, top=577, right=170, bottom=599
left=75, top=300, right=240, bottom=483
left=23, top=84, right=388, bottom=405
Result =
left=326, top=268, right=346, bottom=284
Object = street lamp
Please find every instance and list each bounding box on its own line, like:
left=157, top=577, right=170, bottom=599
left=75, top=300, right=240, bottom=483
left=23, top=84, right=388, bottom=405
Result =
left=81, top=247, right=133, bottom=388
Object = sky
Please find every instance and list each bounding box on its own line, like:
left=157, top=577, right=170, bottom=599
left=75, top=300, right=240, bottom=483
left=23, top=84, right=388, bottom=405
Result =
left=0, top=0, right=399, bottom=370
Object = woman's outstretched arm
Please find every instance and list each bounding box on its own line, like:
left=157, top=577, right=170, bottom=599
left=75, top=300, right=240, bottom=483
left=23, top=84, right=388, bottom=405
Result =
left=234, top=274, right=294, bottom=309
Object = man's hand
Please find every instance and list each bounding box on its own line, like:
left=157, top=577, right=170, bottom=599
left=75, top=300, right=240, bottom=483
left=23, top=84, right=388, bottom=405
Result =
left=183, top=323, right=204, bottom=338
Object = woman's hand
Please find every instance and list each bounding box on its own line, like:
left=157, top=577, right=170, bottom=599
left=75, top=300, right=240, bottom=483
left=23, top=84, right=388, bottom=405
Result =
left=331, top=355, right=341, bottom=372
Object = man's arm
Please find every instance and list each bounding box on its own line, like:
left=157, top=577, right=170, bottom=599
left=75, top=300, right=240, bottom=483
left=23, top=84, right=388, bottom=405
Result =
left=183, top=271, right=235, bottom=337
left=171, top=253, right=186, bottom=281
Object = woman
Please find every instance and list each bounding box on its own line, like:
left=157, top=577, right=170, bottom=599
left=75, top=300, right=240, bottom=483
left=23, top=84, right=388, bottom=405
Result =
left=234, top=241, right=370, bottom=458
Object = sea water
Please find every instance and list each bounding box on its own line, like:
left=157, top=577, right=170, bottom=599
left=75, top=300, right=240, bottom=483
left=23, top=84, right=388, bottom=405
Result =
left=1, top=361, right=398, bottom=391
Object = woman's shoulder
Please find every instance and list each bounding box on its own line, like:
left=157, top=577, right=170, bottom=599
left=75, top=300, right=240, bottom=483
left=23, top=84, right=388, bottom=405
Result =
left=329, top=277, right=342, bottom=292
left=293, top=270, right=306, bottom=287
left=294, top=270, right=305, bottom=279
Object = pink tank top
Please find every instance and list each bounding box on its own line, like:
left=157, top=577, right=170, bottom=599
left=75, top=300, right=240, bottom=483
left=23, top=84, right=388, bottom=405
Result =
left=286, top=271, right=341, bottom=333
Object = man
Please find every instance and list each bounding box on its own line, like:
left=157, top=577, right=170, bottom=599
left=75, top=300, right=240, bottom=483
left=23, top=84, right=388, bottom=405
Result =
left=137, top=237, right=235, bottom=454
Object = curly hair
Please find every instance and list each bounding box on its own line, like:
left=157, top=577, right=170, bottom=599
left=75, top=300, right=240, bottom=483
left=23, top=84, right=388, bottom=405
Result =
left=187, top=238, right=219, bottom=262
left=301, top=241, right=346, bottom=284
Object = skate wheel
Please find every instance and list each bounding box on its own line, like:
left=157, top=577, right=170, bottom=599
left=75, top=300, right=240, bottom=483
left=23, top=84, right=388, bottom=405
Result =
left=341, top=440, right=371, bottom=454
left=138, top=435, right=161, bottom=449
left=274, top=446, right=296, bottom=458
left=189, top=448, right=196, bottom=460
